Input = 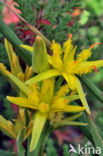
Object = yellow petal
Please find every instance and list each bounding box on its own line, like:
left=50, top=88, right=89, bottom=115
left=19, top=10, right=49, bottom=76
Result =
left=75, top=60, right=103, bottom=75
left=77, top=49, right=92, bottom=62
left=40, top=78, right=54, bottom=103
left=4, top=38, right=15, bottom=72
left=25, top=69, right=60, bottom=85
left=25, top=66, right=33, bottom=81
left=0, top=115, right=17, bottom=139
left=0, top=63, right=8, bottom=75
left=65, top=46, right=77, bottom=63
left=52, top=103, right=85, bottom=112
left=51, top=40, right=62, bottom=55
left=54, top=84, right=69, bottom=99
left=75, top=77, right=91, bottom=115
left=63, top=34, right=73, bottom=61
left=0, top=64, right=29, bottom=95
left=4, top=38, right=22, bottom=75
left=62, top=72, right=76, bottom=90
left=7, top=96, right=38, bottom=110
left=30, top=111, right=47, bottom=151
left=64, top=95, right=80, bottom=101
left=20, top=44, right=33, bottom=52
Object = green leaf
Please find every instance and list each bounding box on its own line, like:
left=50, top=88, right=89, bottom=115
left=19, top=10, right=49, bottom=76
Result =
left=80, top=75, right=103, bottom=103
left=59, top=112, right=83, bottom=122
left=16, top=128, right=26, bottom=156
left=63, top=144, right=69, bottom=156
left=0, top=18, right=31, bottom=65
left=55, top=121, right=87, bottom=128
left=46, top=139, right=58, bottom=156
left=0, top=150, right=16, bottom=156
left=87, top=115, right=103, bottom=155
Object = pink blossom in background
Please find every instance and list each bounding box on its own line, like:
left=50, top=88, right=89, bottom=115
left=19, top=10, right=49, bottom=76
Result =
left=8, top=140, right=17, bottom=152
left=2, top=0, right=20, bottom=25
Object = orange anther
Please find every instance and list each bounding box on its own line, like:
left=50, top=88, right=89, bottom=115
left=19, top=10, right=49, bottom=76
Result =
left=93, top=65, right=97, bottom=73
left=65, top=99, right=69, bottom=103
left=73, top=61, right=77, bottom=64
left=90, top=42, right=101, bottom=49
left=68, top=33, right=72, bottom=38
left=43, top=103, right=47, bottom=109
left=28, top=90, right=31, bottom=94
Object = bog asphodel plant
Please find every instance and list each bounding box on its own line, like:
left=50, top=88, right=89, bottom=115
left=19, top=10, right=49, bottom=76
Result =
left=0, top=34, right=102, bottom=153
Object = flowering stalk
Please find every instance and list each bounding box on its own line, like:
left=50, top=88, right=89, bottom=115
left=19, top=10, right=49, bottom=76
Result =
left=0, top=39, right=87, bottom=154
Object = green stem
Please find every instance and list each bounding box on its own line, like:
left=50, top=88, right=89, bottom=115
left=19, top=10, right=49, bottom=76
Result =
left=87, top=115, right=103, bottom=155
left=80, top=75, right=103, bottom=103
left=34, top=126, right=52, bottom=156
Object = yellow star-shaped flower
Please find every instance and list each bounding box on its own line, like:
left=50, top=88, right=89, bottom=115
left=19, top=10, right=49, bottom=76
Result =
left=7, top=78, right=85, bottom=151
left=21, top=34, right=102, bottom=115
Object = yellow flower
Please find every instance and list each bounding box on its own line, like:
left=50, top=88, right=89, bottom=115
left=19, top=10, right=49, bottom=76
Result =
left=21, top=34, right=102, bottom=115
left=4, top=38, right=33, bottom=81
left=0, top=39, right=34, bottom=141
left=7, top=78, right=85, bottom=151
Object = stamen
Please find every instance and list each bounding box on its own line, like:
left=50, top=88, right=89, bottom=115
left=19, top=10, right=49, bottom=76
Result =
left=90, top=42, right=101, bottom=49
left=73, top=61, right=78, bottom=64
left=43, top=103, right=47, bottom=109
left=93, top=65, right=97, bottom=73
left=65, top=99, right=69, bottom=103
left=53, top=40, right=55, bottom=44
left=28, top=90, right=31, bottom=94
left=68, top=33, right=72, bottom=39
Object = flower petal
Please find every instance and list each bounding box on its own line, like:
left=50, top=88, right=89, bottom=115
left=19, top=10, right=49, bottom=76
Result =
left=7, top=96, right=38, bottom=110
left=20, top=44, right=33, bottom=52
left=0, top=115, right=17, bottom=139
left=52, top=104, right=85, bottom=112
left=75, top=60, right=103, bottom=75
left=77, top=49, right=92, bottom=62
left=62, top=73, right=76, bottom=90
left=30, top=111, right=47, bottom=151
left=0, top=63, right=29, bottom=95
left=4, top=38, right=22, bottom=75
left=25, top=69, right=60, bottom=85
left=63, top=95, right=80, bottom=101
left=75, top=77, right=91, bottom=115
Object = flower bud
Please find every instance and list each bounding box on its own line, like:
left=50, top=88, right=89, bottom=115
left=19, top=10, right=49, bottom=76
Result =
left=32, top=36, right=48, bottom=73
